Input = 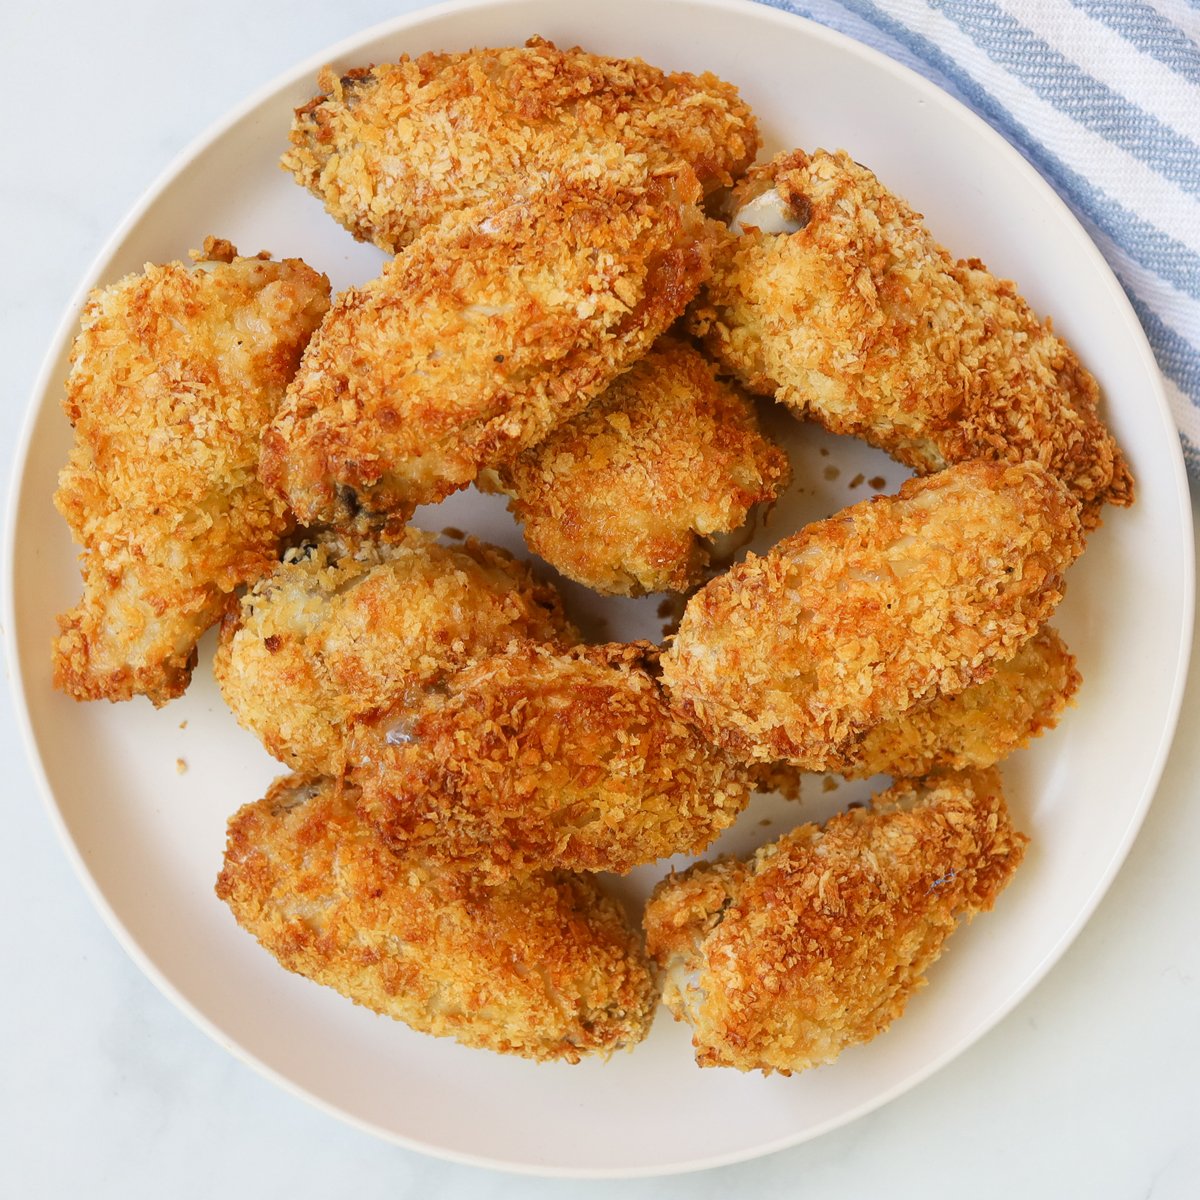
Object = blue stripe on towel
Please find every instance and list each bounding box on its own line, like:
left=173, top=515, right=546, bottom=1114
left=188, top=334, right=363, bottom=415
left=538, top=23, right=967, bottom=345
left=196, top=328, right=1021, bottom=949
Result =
left=1068, top=0, right=1200, bottom=81
left=1123, top=289, right=1200, bottom=399
left=929, top=0, right=1200, bottom=198
left=838, top=0, right=1200, bottom=298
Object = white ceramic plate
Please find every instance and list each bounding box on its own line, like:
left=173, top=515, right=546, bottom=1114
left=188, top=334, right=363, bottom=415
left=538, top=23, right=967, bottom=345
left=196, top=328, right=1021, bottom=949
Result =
left=6, top=0, right=1194, bottom=1177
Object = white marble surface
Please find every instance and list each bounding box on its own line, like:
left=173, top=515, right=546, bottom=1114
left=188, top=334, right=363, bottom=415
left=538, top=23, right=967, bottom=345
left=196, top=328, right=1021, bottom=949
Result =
left=2, top=3, right=1198, bottom=1196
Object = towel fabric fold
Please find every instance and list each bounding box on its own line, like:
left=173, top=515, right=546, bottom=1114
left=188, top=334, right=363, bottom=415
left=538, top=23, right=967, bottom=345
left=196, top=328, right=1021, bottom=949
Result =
left=755, top=0, right=1200, bottom=481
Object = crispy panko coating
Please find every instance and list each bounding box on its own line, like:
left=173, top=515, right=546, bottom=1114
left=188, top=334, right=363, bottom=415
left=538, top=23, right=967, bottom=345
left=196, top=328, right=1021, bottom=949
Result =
left=281, top=36, right=759, bottom=253
left=643, top=768, right=1026, bottom=1074
left=690, top=149, right=1133, bottom=526
left=826, top=625, right=1080, bottom=779
left=217, top=774, right=655, bottom=1062
left=489, top=335, right=790, bottom=595
left=261, top=159, right=713, bottom=526
left=351, top=641, right=751, bottom=881
left=661, top=460, right=1085, bottom=767
left=214, top=528, right=574, bottom=776
left=53, top=240, right=330, bottom=705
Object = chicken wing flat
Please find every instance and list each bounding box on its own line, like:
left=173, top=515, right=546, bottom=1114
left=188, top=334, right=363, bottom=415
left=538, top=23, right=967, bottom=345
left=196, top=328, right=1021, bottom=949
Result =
left=690, top=149, right=1133, bottom=526
left=281, top=36, right=759, bottom=252
left=643, top=768, right=1026, bottom=1074
left=53, top=240, right=330, bottom=705
left=825, top=624, right=1080, bottom=779
left=661, top=460, right=1085, bottom=767
left=261, top=159, right=713, bottom=526
left=351, top=641, right=750, bottom=881
left=217, top=774, right=656, bottom=1062
left=214, top=528, right=574, bottom=776
left=488, top=335, right=790, bottom=595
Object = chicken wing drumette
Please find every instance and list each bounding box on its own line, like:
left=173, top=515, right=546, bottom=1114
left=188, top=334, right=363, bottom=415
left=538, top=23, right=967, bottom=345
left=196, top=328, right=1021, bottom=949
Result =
left=282, top=36, right=759, bottom=252
left=217, top=774, right=656, bottom=1062
left=53, top=239, right=330, bottom=705
left=643, top=768, right=1026, bottom=1073
left=350, top=641, right=750, bottom=881
left=661, top=460, right=1085, bottom=767
left=261, top=159, right=713, bottom=526
left=214, top=528, right=574, bottom=776
left=488, top=335, right=790, bottom=595
left=690, top=149, right=1133, bottom=526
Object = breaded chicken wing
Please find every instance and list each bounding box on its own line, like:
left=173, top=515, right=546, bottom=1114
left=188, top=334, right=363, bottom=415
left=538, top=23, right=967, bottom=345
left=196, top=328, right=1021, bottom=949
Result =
left=217, top=774, right=656, bottom=1062
left=351, top=641, right=750, bottom=881
left=643, top=768, right=1026, bottom=1073
left=488, top=335, right=790, bottom=595
left=826, top=625, right=1080, bottom=779
left=661, top=460, right=1085, bottom=767
left=261, top=159, right=713, bottom=526
left=282, top=36, right=759, bottom=252
left=690, top=149, right=1133, bottom=526
left=214, top=528, right=574, bottom=776
left=53, top=240, right=330, bottom=705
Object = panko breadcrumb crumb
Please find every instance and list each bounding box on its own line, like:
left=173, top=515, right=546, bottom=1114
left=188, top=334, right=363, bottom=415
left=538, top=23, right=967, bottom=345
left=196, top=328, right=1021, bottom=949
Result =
left=282, top=36, right=759, bottom=252
left=661, top=460, right=1085, bottom=767
left=690, top=149, right=1133, bottom=527
left=217, top=774, right=656, bottom=1062
left=351, top=641, right=751, bottom=881
left=643, top=768, right=1026, bottom=1074
left=214, top=528, right=575, bottom=776
left=490, top=335, right=790, bottom=595
left=53, top=241, right=330, bottom=705
left=261, top=157, right=713, bottom=526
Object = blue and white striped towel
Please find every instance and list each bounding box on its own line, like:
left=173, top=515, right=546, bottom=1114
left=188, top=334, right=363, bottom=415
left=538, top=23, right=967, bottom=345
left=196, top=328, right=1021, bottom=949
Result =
left=756, top=0, right=1200, bottom=481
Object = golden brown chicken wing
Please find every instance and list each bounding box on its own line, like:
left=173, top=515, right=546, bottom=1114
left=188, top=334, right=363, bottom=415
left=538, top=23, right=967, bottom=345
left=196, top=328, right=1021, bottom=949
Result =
left=53, top=239, right=330, bottom=705
left=217, top=774, right=656, bottom=1062
left=660, top=460, right=1085, bottom=767
left=643, top=768, right=1026, bottom=1073
left=488, top=335, right=790, bottom=595
left=282, top=37, right=759, bottom=252
left=350, top=641, right=750, bottom=881
left=825, top=624, right=1081, bottom=779
left=690, top=149, right=1133, bottom=526
left=214, top=528, right=575, bottom=775
left=261, top=158, right=713, bottom=526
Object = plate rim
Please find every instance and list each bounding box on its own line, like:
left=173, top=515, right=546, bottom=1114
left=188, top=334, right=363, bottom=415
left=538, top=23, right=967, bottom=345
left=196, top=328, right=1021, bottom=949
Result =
left=4, top=0, right=1195, bottom=1177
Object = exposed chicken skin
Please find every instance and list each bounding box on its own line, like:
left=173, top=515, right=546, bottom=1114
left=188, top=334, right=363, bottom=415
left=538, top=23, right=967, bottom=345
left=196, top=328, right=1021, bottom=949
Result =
left=261, top=159, right=713, bottom=526
left=53, top=239, right=330, bottom=705
left=660, top=460, right=1085, bottom=767
left=690, top=149, right=1133, bottom=527
left=350, top=641, right=751, bottom=881
left=213, top=528, right=575, bottom=776
left=217, top=774, right=656, bottom=1062
left=824, top=624, right=1081, bottom=779
left=281, top=36, right=759, bottom=253
left=489, top=335, right=790, bottom=595
left=643, top=768, right=1026, bottom=1073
